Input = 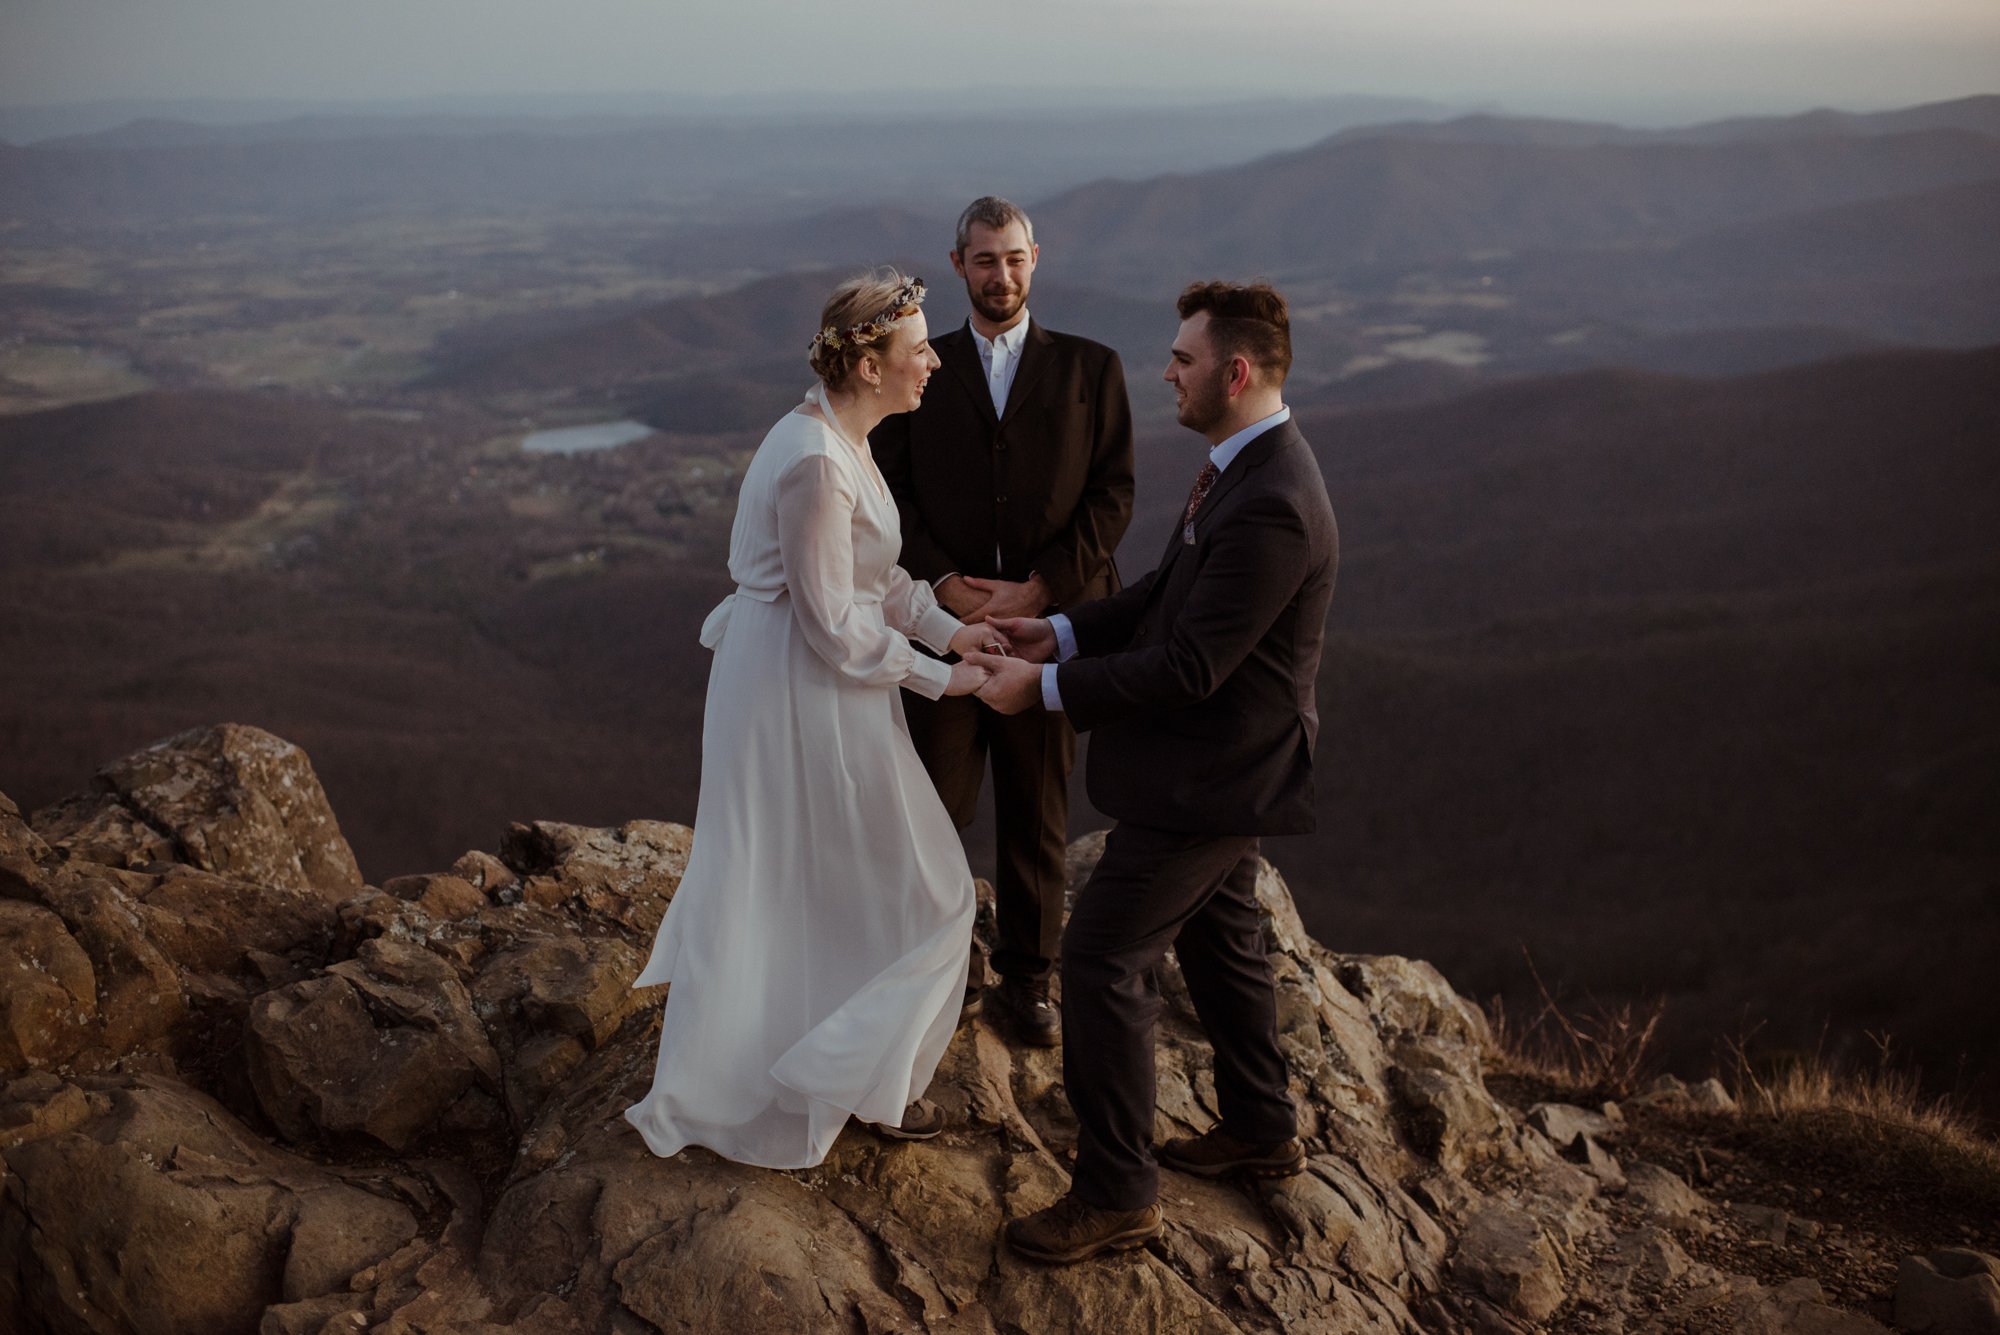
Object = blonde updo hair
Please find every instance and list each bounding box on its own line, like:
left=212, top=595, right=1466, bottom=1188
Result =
left=808, top=267, right=924, bottom=391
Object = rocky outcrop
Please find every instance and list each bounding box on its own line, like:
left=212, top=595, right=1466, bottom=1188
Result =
left=0, top=1070, right=424, bottom=1333
left=32, top=723, right=363, bottom=897
left=0, top=727, right=1989, bottom=1333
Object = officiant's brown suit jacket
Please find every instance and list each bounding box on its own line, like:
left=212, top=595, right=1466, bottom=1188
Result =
left=870, top=319, right=1134, bottom=607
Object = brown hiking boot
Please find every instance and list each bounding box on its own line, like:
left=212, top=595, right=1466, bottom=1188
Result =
left=992, top=975, right=1060, bottom=1048
left=871, top=1099, right=946, bottom=1142
left=1159, top=1125, right=1306, bottom=1179
left=1003, top=1192, right=1163, bottom=1264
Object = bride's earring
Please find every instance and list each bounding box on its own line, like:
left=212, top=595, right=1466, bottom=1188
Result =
left=873, top=382, right=882, bottom=396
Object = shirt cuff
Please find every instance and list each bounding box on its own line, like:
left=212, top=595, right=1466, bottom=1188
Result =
left=1049, top=613, right=1079, bottom=663
left=911, top=600, right=965, bottom=656
left=905, top=653, right=953, bottom=700
left=1041, top=663, right=1064, bottom=713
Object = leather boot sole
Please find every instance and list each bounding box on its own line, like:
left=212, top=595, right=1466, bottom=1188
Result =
left=1159, top=1144, right=1306, bottom=1179
left=1003, top=1217, right=1162, bottom=1264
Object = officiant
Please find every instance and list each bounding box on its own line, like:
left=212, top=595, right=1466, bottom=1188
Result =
left=871, top=196, right=1135, bottom=1047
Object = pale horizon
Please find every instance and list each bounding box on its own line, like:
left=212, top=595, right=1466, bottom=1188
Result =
left=4, top=0, right=1997, bottom=132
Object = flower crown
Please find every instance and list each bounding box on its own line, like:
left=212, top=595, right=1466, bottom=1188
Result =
left=809, top=276, right=926, bottom=357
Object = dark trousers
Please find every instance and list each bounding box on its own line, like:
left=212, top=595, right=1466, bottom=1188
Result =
left=1062, top=822, right=1297, bottom=1210
left=903, top=689, right=1074, bottom=981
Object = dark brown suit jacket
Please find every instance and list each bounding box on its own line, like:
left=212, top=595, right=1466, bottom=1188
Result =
left=870, top=319, right=1134, bottom=609
left=1059, top=418, right=1338, bottom=836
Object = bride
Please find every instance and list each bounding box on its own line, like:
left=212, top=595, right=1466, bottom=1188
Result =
left=625, top=269, right=994, bottom=1166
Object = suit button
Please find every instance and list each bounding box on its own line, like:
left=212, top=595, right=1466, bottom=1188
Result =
left=995, top=494, right=1007, bottom=503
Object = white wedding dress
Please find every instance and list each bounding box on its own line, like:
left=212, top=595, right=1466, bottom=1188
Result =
left=625, top=385, right=976, bottom=1169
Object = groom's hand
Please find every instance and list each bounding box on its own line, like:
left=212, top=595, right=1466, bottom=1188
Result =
left=961, top=573, right=1048, bottom=620
left=964, top=652, right=1041, bottom=715
left=984, top=616, right=1056, bottom=664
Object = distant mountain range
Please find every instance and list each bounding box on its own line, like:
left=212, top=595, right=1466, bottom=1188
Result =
left=1330, top=94, right=2000, bottom=148
left=1, top=91, right=1449, bottom=147
left=413, top=101, right=2000, bottom=428
left=0, top=95, right=1457, bottom=227
left=1029, top=126, right=2000, bottom=292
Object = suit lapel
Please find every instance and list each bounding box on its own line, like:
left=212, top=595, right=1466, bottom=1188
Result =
left=936, top=325, right=998, bottom=426
left=1148, top=420, right=1298, bottom=583
left=1191, top=421, right=1291, bottom=535
left=998, top=319, right=1054, bottom=427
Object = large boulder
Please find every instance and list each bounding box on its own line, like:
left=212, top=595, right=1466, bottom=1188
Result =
left=246, top=937, right=502, bottom=1151
left=15, top=867, right=188, bottom=1063
left=0, top=899, right=97, bottom=1071
left=4, top=731, right=355, bottom=1079
left=1447, top=1199, right=1569, bottom=1324
left=125, top=863, right=338, bottom=978
left=0, top=1071, right=421, bottom=1335
left=473, top=933, right=647, bottom=1126
left=1897, top=1248, right=2000, bottom=1334
left=31, top=724, right=362, bottom=900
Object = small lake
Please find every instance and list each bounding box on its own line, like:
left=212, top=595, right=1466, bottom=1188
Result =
left=521, top=420, right=654, bottom=454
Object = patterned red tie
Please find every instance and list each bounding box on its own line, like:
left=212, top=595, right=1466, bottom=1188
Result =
left=1181, top=461, right=1220, bottom=544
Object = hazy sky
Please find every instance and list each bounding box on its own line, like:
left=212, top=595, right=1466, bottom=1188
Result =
left=4, top=0, right=1998, bottom=123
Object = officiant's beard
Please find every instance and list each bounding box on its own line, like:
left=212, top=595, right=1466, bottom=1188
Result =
left=968, top=281, right=1027, bottom=327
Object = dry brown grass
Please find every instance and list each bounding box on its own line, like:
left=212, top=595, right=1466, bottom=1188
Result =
left=1487, top=950, right=1667, bottom=1101
left=1491, top=983, right=2000, bottom=1236
left=1725, top=1032, right=2000, bottom=1220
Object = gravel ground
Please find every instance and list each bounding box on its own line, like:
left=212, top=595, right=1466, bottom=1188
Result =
left=1486, top=1070, right=2000, bottom=1329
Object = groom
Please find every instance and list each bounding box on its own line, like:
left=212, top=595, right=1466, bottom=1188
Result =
left=968, top=281, right=1339, bottom=1263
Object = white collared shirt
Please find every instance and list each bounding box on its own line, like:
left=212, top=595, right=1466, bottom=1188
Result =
left=970, top=313, right=1031, bottom=417
left=1039, top=405, right=1291, bottom=711
left=1207, top=405, right=1291, bottom=475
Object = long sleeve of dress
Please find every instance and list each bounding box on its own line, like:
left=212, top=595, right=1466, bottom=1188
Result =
left=776, top=452, right=954, bottom=699
left=882, top=562, right=966, bottom=657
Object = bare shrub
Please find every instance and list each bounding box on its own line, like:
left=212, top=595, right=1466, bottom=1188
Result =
left=1488, top=949, right=1666, bottom=1100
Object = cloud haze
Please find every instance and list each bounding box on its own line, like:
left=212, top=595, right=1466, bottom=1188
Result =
left=3, top=0, right=1997, bottom=122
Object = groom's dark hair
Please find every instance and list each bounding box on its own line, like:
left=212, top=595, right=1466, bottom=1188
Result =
left=1177, top=281, right=1292, bottom=385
